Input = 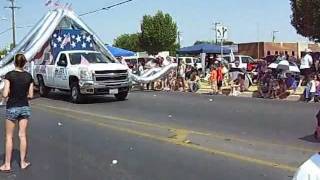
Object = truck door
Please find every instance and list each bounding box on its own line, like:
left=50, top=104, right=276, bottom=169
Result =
left=44, top=52, right=55, bottom=87
left=54, top=53, right=69, bottom=89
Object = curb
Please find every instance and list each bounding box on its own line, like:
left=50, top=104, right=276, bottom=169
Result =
left=198, top=89, right=302, bottom=102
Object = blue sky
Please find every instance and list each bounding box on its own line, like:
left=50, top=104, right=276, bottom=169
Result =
left=0, top=0, right=308, bottom=49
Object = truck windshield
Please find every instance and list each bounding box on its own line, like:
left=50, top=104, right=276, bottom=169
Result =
left=69, top=52, right=115, bottom=65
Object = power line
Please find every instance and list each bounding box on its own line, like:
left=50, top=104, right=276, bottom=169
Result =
left=0, top=25, right=33, bottom=36
left=79, top=0, right=134, bottom=17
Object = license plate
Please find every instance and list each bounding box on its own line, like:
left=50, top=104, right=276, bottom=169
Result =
left=109, top=89, right=118, bottom=94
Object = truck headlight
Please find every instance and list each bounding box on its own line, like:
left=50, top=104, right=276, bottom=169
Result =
left=80, top=69, right=93, bottom=81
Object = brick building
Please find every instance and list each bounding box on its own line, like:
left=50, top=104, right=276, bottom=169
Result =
left=237, top=42, right=320, bottom=59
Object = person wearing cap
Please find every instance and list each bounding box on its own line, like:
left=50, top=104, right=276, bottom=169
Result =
left=299, top=49, right=314, bottom=87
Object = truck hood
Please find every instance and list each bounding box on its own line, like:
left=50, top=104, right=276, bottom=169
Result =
left=85, top=63, right=128, bottom=71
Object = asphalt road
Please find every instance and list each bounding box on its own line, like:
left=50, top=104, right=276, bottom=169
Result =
left=0, top=91, right=317, bottom=180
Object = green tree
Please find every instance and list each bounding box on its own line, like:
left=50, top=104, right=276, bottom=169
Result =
left=194, top=40, right=212, bottom=45
left=290, top=0, right=320, bottom=42
left=140, top=11, right=178, bottom=55
left=193, top=40, right=234, bottom=46
left=113, top=33, right=142, bottom=52
left=223, top=41, right=234, bottom=45
left=0, top=48, right=8, bottom=58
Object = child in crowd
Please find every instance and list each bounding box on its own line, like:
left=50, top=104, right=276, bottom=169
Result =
left=314, top=74, right=320, bottom=102
left=230, top=74, right=245, bottom=96
left=285, top=73, right=297, bottom=93
left=216, top=62, right=223, bottom=94
left=304, top=75, right=316, bottom=102
left=210, top=66, right=218, bottom=94
left=269, top=76, right=280, bottom=99
left=309, top=75, right=317, bottom=102
left=278, top=79, right=289, bottom=99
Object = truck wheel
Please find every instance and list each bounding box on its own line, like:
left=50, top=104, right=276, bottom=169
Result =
left=70, top=83, right=83, bottom=104
left=115, top=91, right=128, bottom=101
left=38, top=76, right=50, bottom=97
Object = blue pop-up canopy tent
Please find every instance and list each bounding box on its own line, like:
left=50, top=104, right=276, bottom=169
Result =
left=106, top=45, right=136, bottom=57
left=178, top=43, right=231, bottom=54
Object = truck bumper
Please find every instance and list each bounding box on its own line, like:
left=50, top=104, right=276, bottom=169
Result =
left=79, top=81, right=131, bottom=95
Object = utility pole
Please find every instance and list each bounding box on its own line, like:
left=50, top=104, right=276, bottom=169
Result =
left=177, top=31, right=182, bottom=47
left=5, top=0, right=20, bottom=48
left=214, top=22, right=221, bottom=44
left=257, top=23, right=260, bottom=59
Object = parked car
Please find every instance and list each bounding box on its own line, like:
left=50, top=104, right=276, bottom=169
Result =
left=222, top=55, right=256, bottom=71
left=178, top=57, right=203, bottom=71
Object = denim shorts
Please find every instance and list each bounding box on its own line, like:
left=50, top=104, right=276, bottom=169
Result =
left=6, top=106, right=31, bottom=121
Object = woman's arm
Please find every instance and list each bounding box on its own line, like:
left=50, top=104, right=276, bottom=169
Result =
left=2, top=79, right=10, bottom=98
left=28, top=83, right=34, bottom=99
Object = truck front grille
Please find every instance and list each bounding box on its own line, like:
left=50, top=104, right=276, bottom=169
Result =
left=95, top=70, right=127, bottom=75
left=94, top=70, right=128, bottom=86
left=95, top=76, right=127, bottom=81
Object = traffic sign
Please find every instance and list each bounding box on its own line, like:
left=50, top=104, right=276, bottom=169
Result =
left=216, top=25, right=228, bottom=40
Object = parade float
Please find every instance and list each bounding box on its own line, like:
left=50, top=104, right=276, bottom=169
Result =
left=0, top=7, right=176, bottom=103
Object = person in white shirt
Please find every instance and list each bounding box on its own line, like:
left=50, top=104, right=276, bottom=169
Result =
left=309, top=75, right=317, bottom=102
left=179, top=60, right=187, bottom=91
left=138, top=62, right=144, bottom=75
left=299, top=49, right=313, bottom=86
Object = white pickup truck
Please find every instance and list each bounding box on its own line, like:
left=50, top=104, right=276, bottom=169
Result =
left=33, top=50, right=131, bottom=103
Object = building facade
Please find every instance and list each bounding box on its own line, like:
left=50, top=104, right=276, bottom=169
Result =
left=237, top=42, right=320, bottom=59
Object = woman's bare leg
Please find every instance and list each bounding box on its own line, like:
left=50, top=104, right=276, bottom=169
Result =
left=0, top=120, right=16, bottom=171
left=18, top=119, right=30, bottom=169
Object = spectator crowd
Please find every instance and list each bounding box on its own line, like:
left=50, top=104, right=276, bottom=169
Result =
left=123, top=48, right=320, bottom=102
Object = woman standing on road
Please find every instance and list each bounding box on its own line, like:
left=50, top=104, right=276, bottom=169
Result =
left=0, top=54, right=33, bottom=172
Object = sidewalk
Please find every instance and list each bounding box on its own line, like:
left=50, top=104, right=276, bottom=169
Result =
left=197, top=81, right=304, bottom=101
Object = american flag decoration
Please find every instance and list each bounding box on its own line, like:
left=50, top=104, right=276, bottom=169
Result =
left=51, top=29, right=95, bottom=60
left=80, top=55, right=90, bottom=66
left=45, top=0, right=62, bottom=9
left=45, top=0, right=53, bottom=6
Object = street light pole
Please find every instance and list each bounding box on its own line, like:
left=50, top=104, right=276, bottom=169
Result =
left=272, top=30, right=279, bottom=43
left=5, top=0, right=20, bottom=48
left=214, top=22, right=220, bottom=44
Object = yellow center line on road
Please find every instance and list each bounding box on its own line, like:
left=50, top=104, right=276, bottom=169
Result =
left=33, top=103, right=319, bottom=154
left=34, top=104, right=298, bottom=173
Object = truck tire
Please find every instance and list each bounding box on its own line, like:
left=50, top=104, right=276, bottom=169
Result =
left=114, top=91, right=128, bottom=101
left=70, top=82, right=84, bottom=104
left=38, top=76, right=50, bottom=97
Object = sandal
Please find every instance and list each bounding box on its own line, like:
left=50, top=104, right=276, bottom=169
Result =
left=21, top=162, right=31, bottom=170
left=0, top=165, right=11, bottom=173
left=0, top=169, right=11, bottom=173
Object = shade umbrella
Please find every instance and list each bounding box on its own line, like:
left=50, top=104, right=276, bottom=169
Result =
left=268, top=60, right=300, bottom=73
left=293, top=153, right=320, bottom=180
